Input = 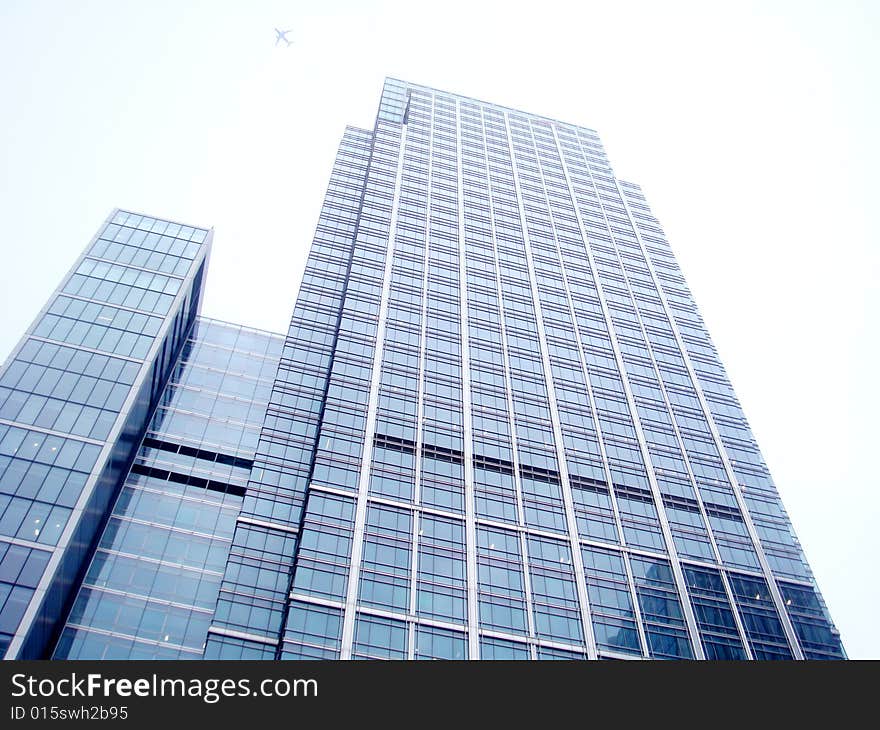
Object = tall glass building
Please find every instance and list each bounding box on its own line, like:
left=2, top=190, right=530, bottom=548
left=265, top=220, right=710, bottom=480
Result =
left=0, top=79, right=845, bottom=660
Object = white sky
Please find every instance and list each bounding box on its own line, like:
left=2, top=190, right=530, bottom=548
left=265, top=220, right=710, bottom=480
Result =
left=1, top=0, right=877, bottom=658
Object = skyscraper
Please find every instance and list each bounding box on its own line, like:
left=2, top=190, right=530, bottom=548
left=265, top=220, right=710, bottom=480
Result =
left=0, top=79, right=844, bottom=660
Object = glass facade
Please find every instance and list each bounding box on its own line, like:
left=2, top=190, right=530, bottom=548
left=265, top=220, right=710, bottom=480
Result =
left=1, top=210, right=211, bottom=659
left=53, top=319, right=282, bottom=659
left=255, top=78, right=843, bottom=661
left=0, top=80, right=845, bottom=660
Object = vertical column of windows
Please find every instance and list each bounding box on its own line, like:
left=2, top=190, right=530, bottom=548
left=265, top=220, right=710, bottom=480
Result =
left=515, top=126, right=631, bottom=565
left=552, top=133, right=745, bottom=593
left=605, top=202, right=758, bottom=574
left=612, top=177, right=810, bottom=656
left=502, top=112, right=596, bottom=658
left=473, top=105, right=537, bottom=656
left=520, top=118, right=653, bottom=658
left=338, top=121, right=408, bottom=659
left=281, top=127, right=379, bottom=659
left=620, top=179, right=818, bottom=586
left=547, top=124, right=704, bottom=658
left=452, top=96, right=480, bottom=659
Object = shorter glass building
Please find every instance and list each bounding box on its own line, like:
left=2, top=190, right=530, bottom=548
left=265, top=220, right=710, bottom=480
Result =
left=54, top=318, right=282, bottom=659
left=1, top=211, right=211, bottom=659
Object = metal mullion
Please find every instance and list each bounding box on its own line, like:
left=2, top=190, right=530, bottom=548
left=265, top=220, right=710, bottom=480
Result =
left=455, top=99, right=481, bottom=661
left=408, top=92, right=435, bottom=659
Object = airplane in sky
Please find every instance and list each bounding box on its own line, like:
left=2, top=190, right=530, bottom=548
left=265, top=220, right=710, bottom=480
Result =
left=275, top=28, right=293, bottom=47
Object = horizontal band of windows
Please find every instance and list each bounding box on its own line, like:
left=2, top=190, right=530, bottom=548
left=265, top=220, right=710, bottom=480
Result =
left=130, top=463, right=246, bottom=498
left=61, top=623, right=204, bottom=656
left=141, top=437, right=253, bottom=471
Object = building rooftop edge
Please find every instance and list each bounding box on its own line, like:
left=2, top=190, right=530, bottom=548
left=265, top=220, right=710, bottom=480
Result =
left=114, top=207, right=213, bottom=234
left=384, top=76, right=602, bottom=138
